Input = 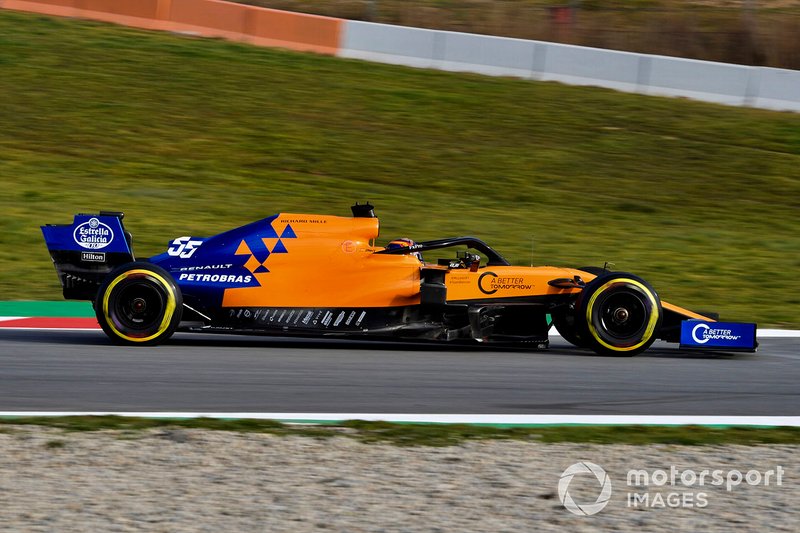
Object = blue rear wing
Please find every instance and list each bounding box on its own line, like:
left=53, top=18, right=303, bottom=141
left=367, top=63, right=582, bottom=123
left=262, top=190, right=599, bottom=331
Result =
left=41, top=212, right=134, bottom=300
left=42, top=213, right=132, bottom=255
left=680, top=321, right=757, bottom=352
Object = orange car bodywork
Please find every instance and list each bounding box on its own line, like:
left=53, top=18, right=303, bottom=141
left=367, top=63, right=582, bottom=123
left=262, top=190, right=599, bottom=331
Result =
left=219, top=212, right=703, bottom=323
left=220, top=213, right=592, bottom=309
left=222, top=213, right=420, bottom=309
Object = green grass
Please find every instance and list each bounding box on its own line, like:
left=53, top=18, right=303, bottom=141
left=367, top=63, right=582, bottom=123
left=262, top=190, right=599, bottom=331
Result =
left=1, top=11, right=799, bottom=325
left=2, top=416, right=799, bottom=446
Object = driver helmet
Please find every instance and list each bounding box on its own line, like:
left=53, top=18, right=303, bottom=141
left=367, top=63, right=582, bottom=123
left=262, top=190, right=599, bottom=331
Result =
left=386, top=238, right=423, bottom=261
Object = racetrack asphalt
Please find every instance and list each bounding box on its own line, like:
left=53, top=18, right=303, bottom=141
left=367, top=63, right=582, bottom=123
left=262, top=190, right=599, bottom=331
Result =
left=0, top=329, right=798, bottom=415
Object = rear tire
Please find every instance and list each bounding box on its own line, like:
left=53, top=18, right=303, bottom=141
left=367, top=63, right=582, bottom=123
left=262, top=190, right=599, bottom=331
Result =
left=575, top=272, right=662, bottom=356
left=95, top=262, right=182, bottom=346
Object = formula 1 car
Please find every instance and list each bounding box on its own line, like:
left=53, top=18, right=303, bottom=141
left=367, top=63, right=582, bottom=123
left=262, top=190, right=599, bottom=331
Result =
left=41, top=204, right=757, bottom=355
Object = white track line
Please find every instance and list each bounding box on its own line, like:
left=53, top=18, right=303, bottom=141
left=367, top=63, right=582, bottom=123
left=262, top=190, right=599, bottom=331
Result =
left=757, top=329, right=800, bottom=338
left=0, top=412, right=798, bottom=426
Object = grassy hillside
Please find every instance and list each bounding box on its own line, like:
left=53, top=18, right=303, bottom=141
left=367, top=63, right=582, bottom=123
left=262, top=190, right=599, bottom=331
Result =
left=1, top=10, right=799, bottom=325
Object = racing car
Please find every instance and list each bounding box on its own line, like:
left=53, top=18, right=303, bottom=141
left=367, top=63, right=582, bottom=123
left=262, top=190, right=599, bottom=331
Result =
left=41, top=203, right=757, bottom=355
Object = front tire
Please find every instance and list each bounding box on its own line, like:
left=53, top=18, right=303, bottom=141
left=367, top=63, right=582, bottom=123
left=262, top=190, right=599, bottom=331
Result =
left=575, top=272, right=662, bottom=356
left=95, top=262, right=182, bottom=346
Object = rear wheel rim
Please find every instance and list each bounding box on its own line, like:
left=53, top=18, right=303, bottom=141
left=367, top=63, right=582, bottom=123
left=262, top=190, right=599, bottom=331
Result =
left=112, top=281, right=165, bottom=333
left=107, top=275, right=170, bottom=338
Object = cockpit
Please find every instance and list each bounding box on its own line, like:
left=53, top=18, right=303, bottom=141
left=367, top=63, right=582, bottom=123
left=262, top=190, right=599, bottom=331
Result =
left=375, top=236, right=510, bottom=269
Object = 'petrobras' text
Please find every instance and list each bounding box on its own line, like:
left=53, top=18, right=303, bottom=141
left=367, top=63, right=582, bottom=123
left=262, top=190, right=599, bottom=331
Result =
left=178, top=273, right=251, bottom=283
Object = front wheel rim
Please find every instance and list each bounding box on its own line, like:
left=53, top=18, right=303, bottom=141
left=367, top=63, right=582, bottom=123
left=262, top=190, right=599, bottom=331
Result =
left=596, top=290, right=648, bottom=341
left=586, top=278, right=659, bottom=352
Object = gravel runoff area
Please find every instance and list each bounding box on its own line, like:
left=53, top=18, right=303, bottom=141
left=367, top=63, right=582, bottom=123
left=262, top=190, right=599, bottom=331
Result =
left=0, top=427, right=796, bottom=532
